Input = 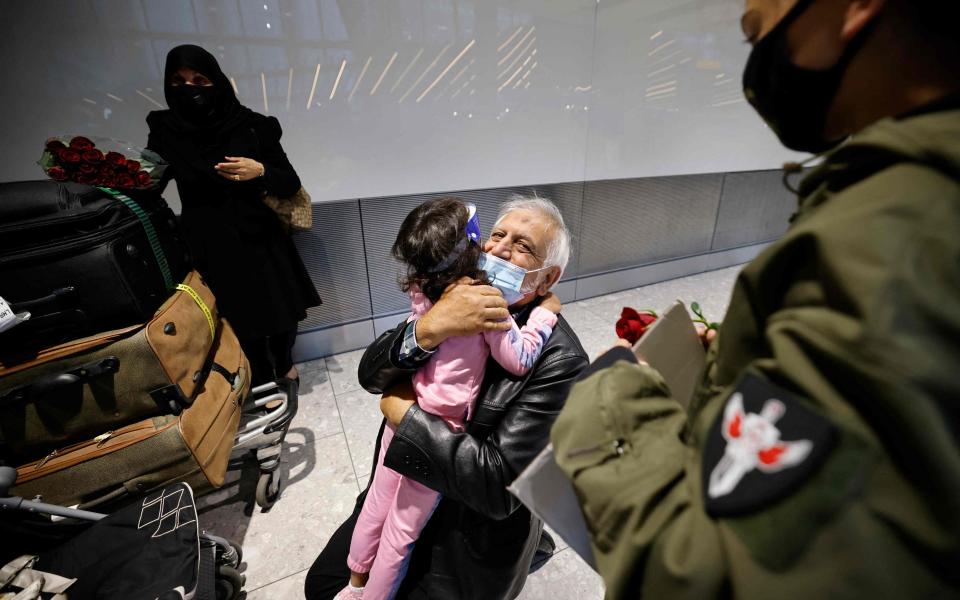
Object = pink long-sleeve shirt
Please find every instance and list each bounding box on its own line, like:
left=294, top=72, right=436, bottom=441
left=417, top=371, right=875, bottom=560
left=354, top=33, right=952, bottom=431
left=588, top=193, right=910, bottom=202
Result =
left=408, top=290, right=558, bottom=431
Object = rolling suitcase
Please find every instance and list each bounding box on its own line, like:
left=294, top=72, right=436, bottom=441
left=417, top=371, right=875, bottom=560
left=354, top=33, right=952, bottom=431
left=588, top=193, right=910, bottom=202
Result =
left=0, top=180, right=189, bottom=364
left=10, top=319, right=249, bottom=507
left=0, top=271, right=218, bottom=464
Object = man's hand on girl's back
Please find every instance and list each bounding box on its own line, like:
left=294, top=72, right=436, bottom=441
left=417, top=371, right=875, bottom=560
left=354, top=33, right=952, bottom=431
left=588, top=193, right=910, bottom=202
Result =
left=416, top=278, right=511, bottom=349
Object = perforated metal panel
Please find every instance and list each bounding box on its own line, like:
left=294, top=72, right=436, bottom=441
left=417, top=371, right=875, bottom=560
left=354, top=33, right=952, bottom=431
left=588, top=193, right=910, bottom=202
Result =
left=360, top=183, right=583, bottom=317
left=293, top=201, right=373, bottom=330
left=578, top=174, right=723, bottom=275
left=712, top=170, right=795, bottom=250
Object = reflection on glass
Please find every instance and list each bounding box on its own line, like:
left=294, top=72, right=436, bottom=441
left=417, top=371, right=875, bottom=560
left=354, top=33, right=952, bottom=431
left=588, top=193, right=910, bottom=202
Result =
left=0, top=0, right=796, bottom=202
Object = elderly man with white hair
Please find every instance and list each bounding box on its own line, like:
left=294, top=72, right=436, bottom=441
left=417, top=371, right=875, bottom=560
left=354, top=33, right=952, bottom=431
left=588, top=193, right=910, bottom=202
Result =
left=306, top=195, right=589, bottom=600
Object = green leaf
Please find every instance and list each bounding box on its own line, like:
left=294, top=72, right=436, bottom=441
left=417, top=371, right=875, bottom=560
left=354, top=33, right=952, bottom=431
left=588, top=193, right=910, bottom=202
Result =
left=641, top=308, right=658, bottom=317
left=38, top=150, right=55, bottom=171
left=691, top=301, right=701, bottom=314
left=709, top=322, right=721, bottom=330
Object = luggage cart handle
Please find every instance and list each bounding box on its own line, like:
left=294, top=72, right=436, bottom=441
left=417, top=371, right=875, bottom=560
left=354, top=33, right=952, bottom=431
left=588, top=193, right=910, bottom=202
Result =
left=0, top=356, right=119, bottom=408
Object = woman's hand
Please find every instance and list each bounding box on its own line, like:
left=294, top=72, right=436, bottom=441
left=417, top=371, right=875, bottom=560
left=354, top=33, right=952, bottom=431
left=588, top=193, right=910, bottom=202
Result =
left=215, top=156, right=265, bottom=182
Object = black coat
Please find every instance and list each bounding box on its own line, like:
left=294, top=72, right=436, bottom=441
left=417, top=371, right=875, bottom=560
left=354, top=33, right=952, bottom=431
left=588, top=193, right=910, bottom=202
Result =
left=357, top=309, right=589, bottom=598
left=146, top=110, right=320, bottom=340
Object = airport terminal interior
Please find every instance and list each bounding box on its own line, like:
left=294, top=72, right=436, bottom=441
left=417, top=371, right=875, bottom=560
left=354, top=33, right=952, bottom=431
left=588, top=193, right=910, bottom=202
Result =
left=2, top=1, right=957, bottom=599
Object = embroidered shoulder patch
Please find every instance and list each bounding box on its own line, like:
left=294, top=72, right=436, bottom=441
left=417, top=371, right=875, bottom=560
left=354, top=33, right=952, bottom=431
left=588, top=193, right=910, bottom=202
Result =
left=702, top=373, right=837, bottom=517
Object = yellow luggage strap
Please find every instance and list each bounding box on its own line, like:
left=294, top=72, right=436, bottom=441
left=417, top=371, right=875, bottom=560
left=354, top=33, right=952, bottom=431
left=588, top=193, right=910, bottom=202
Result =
left=175, top=283, right=216, bottom=340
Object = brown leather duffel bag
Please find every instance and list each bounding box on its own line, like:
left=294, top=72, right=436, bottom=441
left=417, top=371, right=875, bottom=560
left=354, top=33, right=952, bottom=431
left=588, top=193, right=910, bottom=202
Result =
left=10, top=319, right=248, bottom=507
left=0, top=270, right=218, bottom=464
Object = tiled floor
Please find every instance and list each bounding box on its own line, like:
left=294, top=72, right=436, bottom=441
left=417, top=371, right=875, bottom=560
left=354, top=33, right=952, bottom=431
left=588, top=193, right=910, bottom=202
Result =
left=197, top=265, right=743, bottom=599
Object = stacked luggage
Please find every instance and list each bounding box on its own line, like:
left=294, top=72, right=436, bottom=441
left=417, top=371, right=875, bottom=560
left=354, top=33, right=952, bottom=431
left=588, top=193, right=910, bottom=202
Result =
left=0, top=181, right=299, bottom=598
left=0, top=181, right=249, bottom=510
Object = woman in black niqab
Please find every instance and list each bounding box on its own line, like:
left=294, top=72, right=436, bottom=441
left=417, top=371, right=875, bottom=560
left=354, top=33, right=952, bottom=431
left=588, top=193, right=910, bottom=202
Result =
left=147, top=44, right=321, bottom=387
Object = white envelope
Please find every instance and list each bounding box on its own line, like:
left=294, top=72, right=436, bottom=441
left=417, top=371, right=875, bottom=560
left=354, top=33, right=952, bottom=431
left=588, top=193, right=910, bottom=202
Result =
left=508, top=301, right=707, bottom=569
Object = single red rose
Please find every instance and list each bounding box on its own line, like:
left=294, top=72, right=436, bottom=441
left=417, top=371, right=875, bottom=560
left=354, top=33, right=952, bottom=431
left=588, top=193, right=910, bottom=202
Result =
left=615, top=307, right=658, bottom=344
left=102, top=174, right=119, bottom=188
left=47, top=166, right=69, bottom=181
left=46, top=139, right=67, bottom=152
left=125, top=159, right=141, bottom=172
left=69, top=136, right=95, bottom=150
left=79, top=163, right=97, bottom=175
left=77, top=172, right=99, bottom=185
left=136, top=170, right=151, bottom=186
left=116, top=173, right=136, bottom=188
left=105, top=151, right=127, bottom=166
left=82, top=149, right=104, bottom=164
left=58, top=148, right=82, bottom=165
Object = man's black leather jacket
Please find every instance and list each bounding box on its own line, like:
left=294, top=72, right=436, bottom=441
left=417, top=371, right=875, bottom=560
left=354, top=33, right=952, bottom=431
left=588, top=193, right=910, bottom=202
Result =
left=358, top=307, right=588, bottom=599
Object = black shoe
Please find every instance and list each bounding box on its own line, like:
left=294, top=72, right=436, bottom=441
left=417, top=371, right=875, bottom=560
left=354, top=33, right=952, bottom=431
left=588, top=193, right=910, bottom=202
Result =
left=528, top=530, right=556, bottom=574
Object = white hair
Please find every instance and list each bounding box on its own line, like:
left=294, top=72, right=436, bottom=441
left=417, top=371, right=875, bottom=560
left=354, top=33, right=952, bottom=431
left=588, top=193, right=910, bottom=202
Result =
left=494, top=194, right=571, bottom=276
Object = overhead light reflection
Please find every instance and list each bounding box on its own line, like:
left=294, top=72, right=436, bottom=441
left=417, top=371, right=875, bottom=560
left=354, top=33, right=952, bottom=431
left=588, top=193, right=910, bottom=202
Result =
left=417, top=39, right=475, bottom=103
left=649, top=49, right=683, bottom=67
left=106, top=93, right=124, bottom=102
left=497, top=27, right=523, bottom=53
left=136, top=89, right=164, bottom=108
left=647, top=64, right=675, bottom=78
left=449, top=58, right=474, bottom=86
left=498, top=38, right=536, bottom=79
left=648, top=39, right=675, bottom=56
left=307, top=63, right=321, bottom=109
left=399, top=45, right=450, bottom=103
left=651, top=30, right=663, bottom=40
left=390, top=49, right=425, bottom=94
left=286, top=67, right=293, bottom=111
left=329, top=59, right=346, bottom=100
left=349, top=56, right=373, bottom=102
left=451, top=75, right=474, bottom=99
left=646, top=87, right=676, bottom=98
left=711, top=98, right=745, bottom=107
left=370, top=52, right=398, bottom=96
left=261, top=72, right=269, bottom=112
left=647, top=80, right=677, bottom=93
left=498, top=26, right=535, bottom=67
left=498, top=66, right=524, bottom=92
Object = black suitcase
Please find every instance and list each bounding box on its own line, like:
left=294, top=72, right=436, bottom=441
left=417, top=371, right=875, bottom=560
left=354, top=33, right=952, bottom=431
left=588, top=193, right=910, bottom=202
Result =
left=0, top=181, right=189, bottom=363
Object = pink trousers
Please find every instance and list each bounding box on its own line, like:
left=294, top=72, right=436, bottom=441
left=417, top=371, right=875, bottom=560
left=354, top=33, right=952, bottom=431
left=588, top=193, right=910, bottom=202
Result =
left=347, top=425, right=441, bottom=600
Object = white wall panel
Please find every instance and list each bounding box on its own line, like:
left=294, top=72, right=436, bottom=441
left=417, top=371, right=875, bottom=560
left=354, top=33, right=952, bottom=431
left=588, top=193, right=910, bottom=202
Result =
left=0, top=1, right=798, bottom=202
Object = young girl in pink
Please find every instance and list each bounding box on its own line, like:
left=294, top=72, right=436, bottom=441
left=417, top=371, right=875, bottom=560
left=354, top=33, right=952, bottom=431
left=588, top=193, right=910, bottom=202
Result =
left=335, top=197, right=560, bottom=600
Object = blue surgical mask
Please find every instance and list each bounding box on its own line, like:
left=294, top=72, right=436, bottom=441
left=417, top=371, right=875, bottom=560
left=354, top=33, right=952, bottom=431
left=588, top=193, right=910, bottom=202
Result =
left=479, top=252, right=549, bottom=306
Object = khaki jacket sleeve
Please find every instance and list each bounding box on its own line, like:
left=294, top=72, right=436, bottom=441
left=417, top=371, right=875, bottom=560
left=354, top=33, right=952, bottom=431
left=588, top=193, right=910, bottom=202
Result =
left=551, top=357, right=727, bottom=599
left=550, top=164, right=960, bottom=599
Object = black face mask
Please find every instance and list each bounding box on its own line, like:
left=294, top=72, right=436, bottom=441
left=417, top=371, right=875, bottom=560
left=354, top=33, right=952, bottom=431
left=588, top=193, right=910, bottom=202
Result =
left=171, top=84, right=217, bottom=122
left=742, top=0, right=877, bottom=153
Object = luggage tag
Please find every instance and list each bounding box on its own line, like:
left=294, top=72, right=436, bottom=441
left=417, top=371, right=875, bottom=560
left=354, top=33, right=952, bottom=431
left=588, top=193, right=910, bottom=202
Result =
left=0, top=296, right=30, bottom=334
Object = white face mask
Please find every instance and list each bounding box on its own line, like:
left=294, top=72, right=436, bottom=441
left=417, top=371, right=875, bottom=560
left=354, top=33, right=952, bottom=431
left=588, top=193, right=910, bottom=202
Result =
left=479, top=252, right=549, bottom=306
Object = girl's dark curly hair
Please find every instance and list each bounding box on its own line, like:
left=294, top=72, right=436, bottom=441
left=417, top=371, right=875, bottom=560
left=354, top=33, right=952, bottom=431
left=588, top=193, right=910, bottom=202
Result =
left=392, top=197, right=488, bottom=303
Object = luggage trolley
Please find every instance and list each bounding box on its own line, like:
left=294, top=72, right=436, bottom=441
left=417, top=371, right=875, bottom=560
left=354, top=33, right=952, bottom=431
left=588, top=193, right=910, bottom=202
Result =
left=0, top=467, right=245, bottom=600
left=231, top=378, right=298, bottom=509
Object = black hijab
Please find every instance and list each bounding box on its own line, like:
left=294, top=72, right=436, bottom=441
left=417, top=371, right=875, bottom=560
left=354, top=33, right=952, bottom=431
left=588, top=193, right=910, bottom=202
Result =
left=157, top=45, right=256, bottom=184
left=162, top=44, right=250, bottom=134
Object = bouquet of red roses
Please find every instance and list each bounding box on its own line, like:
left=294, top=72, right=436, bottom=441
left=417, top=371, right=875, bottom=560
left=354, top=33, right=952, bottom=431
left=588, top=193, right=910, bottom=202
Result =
left=38, top=135, right=167, bottom=190
left=615, top=302, right=720, bottom=344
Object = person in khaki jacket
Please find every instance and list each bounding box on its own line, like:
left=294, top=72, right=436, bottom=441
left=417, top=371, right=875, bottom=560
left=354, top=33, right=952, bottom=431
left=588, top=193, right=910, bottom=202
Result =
left=552, top=0, right=960, bottom=598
